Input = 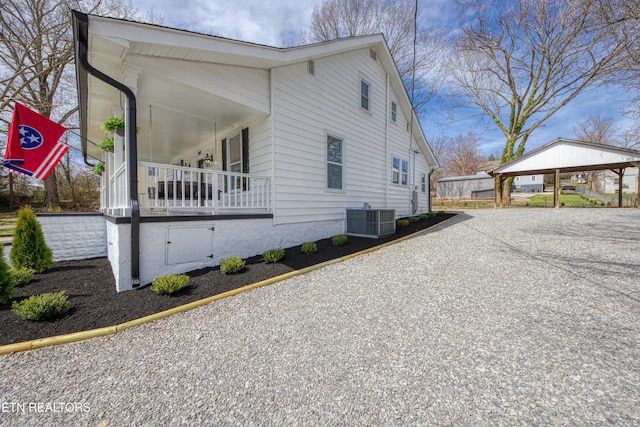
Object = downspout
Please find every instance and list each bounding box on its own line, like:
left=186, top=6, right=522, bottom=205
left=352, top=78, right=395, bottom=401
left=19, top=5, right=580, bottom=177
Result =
left=74, top=11, right=140, bottom=287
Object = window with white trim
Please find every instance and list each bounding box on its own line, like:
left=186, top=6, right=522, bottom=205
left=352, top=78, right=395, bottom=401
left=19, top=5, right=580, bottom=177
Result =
left=360, top=78, right=370, bottom=111
left=421, top=173, right=427, bottom=192
left=392, top=156, right=408, bottom=185
left=531, top=175, right=536, bottom=181
left=327, top=134, right=344, bottom=190
left=391, top=101, right=397, bottom=122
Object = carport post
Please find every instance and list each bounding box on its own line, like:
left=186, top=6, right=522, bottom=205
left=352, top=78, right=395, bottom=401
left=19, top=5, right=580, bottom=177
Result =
left=554, top=169, right=560, bottom=208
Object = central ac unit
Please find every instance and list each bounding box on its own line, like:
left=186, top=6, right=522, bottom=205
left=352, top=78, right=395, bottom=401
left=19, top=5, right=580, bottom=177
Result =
left=345, top=208, right=396, bottom=238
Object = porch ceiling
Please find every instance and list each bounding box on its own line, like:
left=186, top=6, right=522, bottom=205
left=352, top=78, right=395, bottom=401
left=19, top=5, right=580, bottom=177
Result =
left=85, top=34, right=262, bottom=163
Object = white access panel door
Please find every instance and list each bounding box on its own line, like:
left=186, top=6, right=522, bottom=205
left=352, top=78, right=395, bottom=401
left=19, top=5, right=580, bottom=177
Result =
left=165, top=225, right=215, bottom=265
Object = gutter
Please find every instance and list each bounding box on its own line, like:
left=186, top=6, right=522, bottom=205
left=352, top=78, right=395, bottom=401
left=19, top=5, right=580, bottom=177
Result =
left=72, top=10, right=140, bottom=287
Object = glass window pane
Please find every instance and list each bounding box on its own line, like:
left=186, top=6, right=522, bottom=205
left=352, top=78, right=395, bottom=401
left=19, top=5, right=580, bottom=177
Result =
left=393, top=157, right=400, bottom=170
left=327, top=163, right=342, bottom=189
left=401, top=160, right=408, bottom=173
left=327, top=136, right=342, bottom=164
left=229, top=134, right=241, bottom=163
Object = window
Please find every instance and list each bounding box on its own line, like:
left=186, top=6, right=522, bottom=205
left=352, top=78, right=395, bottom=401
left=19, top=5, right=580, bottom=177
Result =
left=531, top=175, right=536, bottom=181
left=401, top=160, right=408, bottom=185
left=369, top=48, right=377, bottom=61
left=392, top=156, right=408, bottom=185
left=360, top=78, right=370, bottom=111
left=222, top=128, right=249, bottom=191
left=421, top=173, right=427, bottom=193
left=327, top=135, right=344, bottom=190
left=391, top=102, right=397, bottom=123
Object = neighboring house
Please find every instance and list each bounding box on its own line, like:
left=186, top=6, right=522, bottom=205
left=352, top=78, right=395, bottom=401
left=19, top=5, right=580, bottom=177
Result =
left=71, top=12, right=439, bottom=291
left=436, top=173, right=494, bottom=199
left=513, top=174, right=544, bottom=192
left=599, top=167, right=639, bottom=194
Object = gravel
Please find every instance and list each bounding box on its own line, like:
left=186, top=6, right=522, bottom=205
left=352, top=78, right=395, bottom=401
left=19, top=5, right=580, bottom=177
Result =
left=1, top=208, right=639, bottom=426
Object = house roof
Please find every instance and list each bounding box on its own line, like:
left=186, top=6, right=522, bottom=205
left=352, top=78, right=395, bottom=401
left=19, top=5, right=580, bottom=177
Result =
left=73, top=12, right=438, bottom=169
left=437, top=173, right=493, bottom=183
left=489, top=138, right=640, bottom=177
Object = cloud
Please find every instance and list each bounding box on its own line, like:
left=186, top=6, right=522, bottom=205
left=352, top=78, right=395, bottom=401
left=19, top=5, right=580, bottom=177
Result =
left=131, top=0, right=317, bottom=46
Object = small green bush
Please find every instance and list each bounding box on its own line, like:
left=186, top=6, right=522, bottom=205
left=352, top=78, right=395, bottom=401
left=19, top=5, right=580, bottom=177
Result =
left=220, top=256, right=246, bottom=274
left=419, top=214, right=429, bottom=220
left=301, top=241, right=318, bottom=255
left=397, top=219, right=410, bottom=227
left=331, top=234, right=348, bottom=246
left=263, top=248, right=285, bottom=264
left=437, top=210, right=445, bottom=215
left=10, top=206, right=53, bottom=273
left=427, top=212, right=436, bottom=218
left=0, top=245, right=13, bottom=304
left=151, top=274, right=190, bottom=294
left=9, top=266, right=34, bottom=287
left=409, top=216, right=419, bottom=223
left=11, top=291, right=70, bottom=321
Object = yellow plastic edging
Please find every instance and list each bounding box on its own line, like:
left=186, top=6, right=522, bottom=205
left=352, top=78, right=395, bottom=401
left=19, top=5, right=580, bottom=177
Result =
left=0, top=213, right=458, bottom=355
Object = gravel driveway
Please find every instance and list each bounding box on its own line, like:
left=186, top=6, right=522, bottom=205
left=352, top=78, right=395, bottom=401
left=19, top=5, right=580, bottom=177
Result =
left=1, top=208, right=639, bottom=426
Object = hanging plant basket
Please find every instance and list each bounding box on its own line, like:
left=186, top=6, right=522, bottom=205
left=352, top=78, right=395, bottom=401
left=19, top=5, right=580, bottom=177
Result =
left=98, top=137, right=114, bottom=152
left=93, top=161, right=105, bottom=176
left=101, top=117, right=125, bottom=135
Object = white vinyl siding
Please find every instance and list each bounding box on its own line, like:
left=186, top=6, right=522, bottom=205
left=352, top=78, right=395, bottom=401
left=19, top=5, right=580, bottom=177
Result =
left=270, top=48, right=430, bottom=223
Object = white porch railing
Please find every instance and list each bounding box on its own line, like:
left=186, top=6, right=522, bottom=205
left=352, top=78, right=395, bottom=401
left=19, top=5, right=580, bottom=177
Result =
left=137, top=162, right=271, bottom=215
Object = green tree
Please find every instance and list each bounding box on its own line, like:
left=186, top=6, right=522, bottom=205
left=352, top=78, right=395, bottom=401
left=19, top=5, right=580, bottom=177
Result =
left=0, top=244, right=13, bottom=304
left=10, top=206, right=53, bottom=273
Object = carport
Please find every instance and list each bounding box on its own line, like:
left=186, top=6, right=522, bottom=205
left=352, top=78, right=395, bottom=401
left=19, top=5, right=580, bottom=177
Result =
left=489, top=138, right=640, bottom=208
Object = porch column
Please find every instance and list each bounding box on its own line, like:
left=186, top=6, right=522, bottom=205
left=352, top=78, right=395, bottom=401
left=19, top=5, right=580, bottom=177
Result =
left=611, top=168, right=624, bottom=208
left=554, top=169, right=560, bottom=208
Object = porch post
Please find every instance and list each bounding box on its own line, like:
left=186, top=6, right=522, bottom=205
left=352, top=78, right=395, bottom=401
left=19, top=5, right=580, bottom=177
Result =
left=554, top=169, right=560, bottom=208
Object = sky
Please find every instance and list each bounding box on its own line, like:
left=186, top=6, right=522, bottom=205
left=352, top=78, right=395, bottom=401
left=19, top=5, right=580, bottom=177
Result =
left=129, top=0, right=636, bottom=157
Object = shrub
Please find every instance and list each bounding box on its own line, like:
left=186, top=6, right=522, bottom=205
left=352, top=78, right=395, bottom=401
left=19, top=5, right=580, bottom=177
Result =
left=409, top=216, right=419, bottom=223
left=10, top=206, right=53, bottom=273
left=9, top=266, right=34, bottom=287
left=0, top=245, right=13, bottom=304
left=151, top=274, right=190, bottom=294
left=397, top=219, right=410, bottom=227
left=263, top=248, right=285, bottom=264
left=419, top=214, right=429, bottom=220
left=331, top=234, right=348, bottom=246
left=301, top=241, right=318, bottom=255
left=437, top=210, right=445, bottom=215
left=220, top=256, right=246, bottom=274
left=427, top=212, right=436, bottom=218
left=11, top=291, right=70, bottom=321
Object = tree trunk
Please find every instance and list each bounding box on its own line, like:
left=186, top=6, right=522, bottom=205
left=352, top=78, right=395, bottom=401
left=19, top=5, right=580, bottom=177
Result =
left=44, top=173, right=60, bottom=206
left=501, top=177, right=513, bottom=207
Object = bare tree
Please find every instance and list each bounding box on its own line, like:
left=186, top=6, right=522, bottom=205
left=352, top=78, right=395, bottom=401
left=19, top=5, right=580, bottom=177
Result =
left=439, top=132, right=486, bottom=177
left=0, top=0, right=136, bottom=207
left=573, top=114, right=617, bottom=191
left=301, top=0, right=445, bottom=112
left=448, top=0, right=630, bottom=206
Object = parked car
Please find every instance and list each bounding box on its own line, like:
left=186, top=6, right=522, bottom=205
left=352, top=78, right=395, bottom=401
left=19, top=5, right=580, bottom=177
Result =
left=560, top=185, right=576, bottom=194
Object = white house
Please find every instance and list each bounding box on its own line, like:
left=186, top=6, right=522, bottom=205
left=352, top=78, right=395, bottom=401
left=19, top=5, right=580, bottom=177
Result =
left=599, top=167, right=639, bottom=194
left=71, top=12, right=439, bottom=291
left=513, top=174, right=544, bottom=192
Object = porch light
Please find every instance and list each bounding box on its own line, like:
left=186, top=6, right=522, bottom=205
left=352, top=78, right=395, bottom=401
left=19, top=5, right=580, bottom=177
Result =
left=204, top=151, right=213, bottom=166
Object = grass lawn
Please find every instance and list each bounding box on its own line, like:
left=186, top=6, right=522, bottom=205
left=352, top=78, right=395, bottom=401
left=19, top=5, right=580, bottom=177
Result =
left=512, top=193, right=603, bottom=207
left=0, top=212, right=16, bottom=235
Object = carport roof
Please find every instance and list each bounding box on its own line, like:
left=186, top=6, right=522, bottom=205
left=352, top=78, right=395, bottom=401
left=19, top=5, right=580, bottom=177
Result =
left=488, top=138, right=640, bottom=177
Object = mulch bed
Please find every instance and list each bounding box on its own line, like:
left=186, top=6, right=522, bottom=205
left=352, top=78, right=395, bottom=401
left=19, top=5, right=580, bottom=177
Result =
left=1, top=214, right=456, bottom=346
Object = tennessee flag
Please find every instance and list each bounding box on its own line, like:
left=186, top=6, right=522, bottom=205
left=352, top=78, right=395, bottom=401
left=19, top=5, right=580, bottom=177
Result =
left=2, top=102, right=68, bottom=180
